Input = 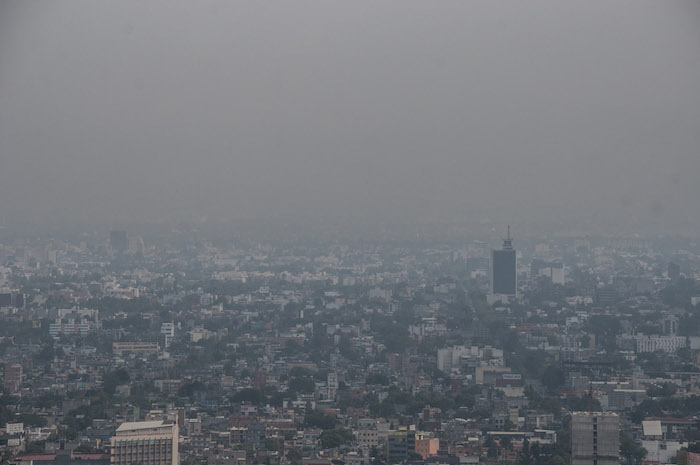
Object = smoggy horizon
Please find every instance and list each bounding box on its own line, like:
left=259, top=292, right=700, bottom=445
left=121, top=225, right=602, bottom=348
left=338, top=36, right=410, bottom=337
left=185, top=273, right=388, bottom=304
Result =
left=1, top=1, right=700, bottom=236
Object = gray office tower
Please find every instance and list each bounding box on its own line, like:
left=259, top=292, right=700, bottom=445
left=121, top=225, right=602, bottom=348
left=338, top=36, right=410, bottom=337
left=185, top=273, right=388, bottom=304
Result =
left=491, top=226, right=516, bottom=296
left=571, top=412, right=619, bottom=465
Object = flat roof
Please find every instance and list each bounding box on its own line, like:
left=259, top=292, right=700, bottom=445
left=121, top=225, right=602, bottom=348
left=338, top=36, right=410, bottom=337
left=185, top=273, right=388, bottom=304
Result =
left=116, top=421, right=166, bottom=432
left=570, top=411, right=619, bottom=416
left=12, top=455, right=56, bottom=461
left=642, top=420, right=662, bottom=437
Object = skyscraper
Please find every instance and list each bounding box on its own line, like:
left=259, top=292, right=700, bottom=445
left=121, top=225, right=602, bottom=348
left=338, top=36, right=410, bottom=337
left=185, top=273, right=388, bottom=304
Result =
left=491, top=226, right=517, bottom=297
left=571, top=412, right=619, bottom=465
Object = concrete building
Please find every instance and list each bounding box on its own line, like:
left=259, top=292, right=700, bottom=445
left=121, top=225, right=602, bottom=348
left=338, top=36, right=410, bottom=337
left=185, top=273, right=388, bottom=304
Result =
left=161, top=322, right=175, bottom=349
left=11, top=452, right=109, bottom=465
left=110, top=421, right=178, bottom=465
left=354, top=429, right=379, bottom=448
left=437, top=346, right=471, bottom=373
left=327, top=372, right=338, bottom=400
left=387, top=427, right=416, bottom=461
left=6, top=423, right=24, bottom=434
left=4, top=363, right=22, bottom=393
left=246, top=422, right=267, bottom=451
left=635, top=335, right=686, bottom=353
left=112, top=342, right=159, bottom=356
left=571, top=412, right=619, bottom=465
left=49, top=318, right=92, bottom=337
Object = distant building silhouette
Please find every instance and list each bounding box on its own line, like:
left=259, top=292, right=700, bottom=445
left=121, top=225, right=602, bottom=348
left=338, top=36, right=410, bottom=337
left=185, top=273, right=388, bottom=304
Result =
left=3, top=363, right=22, bottom=393
left=110, top=230, right=128, bottom=252
left=668, top=262, right=680, bottom=281
left=490, top=226, right=516, bottom=298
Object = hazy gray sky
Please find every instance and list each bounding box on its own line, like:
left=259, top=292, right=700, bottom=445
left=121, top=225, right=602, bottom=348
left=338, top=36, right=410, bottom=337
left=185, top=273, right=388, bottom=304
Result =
left=1, top=1, right=699, bottom=233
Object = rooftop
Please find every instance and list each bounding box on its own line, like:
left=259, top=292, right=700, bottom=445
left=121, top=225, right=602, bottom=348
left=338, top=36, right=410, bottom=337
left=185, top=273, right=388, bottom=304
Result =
left=570, top=411, right=619, bottom=417
left=642, top=420, right=662, bottom=437
left=116, top=421, right=167, bottom=432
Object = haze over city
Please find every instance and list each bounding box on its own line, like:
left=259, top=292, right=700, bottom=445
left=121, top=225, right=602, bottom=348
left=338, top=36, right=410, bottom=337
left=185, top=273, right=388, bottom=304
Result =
left=1, top=0, right=700, bottom=234
left=3, top=3, right=700, bottom=465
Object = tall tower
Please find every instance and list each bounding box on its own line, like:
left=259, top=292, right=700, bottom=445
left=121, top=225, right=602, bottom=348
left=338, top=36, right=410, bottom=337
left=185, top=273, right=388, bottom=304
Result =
left=491, top=226, right=517, bottom=297
left=571, top=412, right=619, bottom=465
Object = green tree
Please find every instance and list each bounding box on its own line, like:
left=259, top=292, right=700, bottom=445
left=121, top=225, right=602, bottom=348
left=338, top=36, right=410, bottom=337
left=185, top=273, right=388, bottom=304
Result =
left=541, top=365, right=565, bottom=393
left=103, top=369, right=130, bottom=395
left=620, top=431, right=647, bottom=465
left=304, top=410, right=337, bottom=429
left=288, top=376, right=315, bottom=394
left=25, top=441, right=46, bottom=453
left=319, top=428, right=353, bottom=448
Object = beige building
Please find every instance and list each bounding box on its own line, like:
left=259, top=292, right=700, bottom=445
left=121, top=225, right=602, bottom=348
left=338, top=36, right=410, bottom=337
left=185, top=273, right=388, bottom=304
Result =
left=111, top=421, right=178, bottom=465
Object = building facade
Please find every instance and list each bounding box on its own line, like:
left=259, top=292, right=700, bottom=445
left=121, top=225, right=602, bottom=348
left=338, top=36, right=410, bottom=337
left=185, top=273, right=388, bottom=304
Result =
left=4, top=363, right=22, bottom=393
left=571, top=412, right=619, bottom=465
left=110, top=421, right=178, bottom=465
left=491, top=227, right=516, bottom=297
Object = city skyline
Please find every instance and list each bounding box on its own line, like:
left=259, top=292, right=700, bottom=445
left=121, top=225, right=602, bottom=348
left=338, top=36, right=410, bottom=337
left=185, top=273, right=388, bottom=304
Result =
left=1, top=2, right=699, bottom=465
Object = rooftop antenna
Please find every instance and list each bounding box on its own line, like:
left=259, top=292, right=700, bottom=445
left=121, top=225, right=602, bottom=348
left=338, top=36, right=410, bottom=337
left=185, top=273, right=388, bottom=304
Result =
left=503, top=225, right=513, bottom=250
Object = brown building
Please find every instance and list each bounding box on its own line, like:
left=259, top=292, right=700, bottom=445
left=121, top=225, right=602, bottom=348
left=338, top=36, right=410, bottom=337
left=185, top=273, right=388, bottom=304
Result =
left=414, top=437, right=439, bottom=459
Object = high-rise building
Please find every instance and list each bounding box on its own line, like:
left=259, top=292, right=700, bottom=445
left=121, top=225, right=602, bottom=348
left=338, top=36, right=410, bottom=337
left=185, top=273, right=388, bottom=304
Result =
left=327, top=372, right=338, bottom=400
left=571, top=412, right=619, bottom=465
left=3, top=363, right=22, bottom=393
left=110, top=420, right=178, bottom=465
left=110, top=230, right=128, bottom=253
left=491, top=226, right=517, bottom=297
